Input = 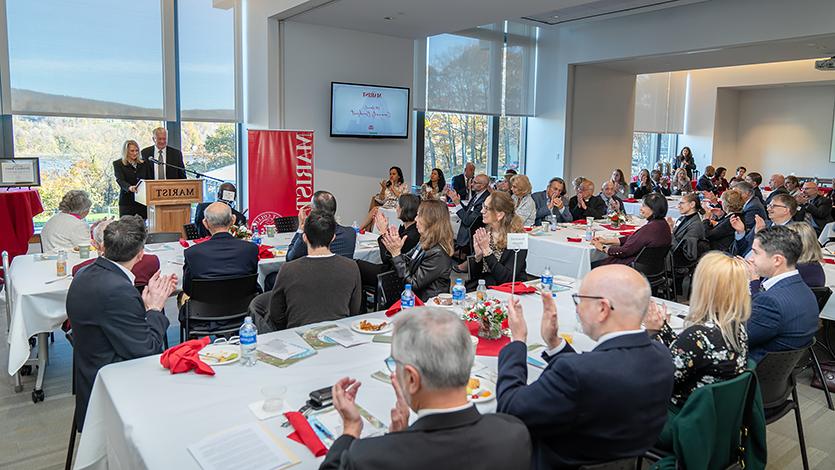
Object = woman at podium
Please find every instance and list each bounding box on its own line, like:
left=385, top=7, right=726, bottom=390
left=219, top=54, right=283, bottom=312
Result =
left=113, top=139, right=153, bottom=218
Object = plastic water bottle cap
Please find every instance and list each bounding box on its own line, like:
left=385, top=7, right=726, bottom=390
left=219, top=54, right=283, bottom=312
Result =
left=456, top=278, right=463, bottom=284
left=244, top=317, right=252, bottom=323
left=405, top=284, right=412, bottom=289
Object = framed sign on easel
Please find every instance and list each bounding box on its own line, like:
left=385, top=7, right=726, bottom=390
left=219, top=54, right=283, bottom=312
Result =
left=0, top=158, right=41, bottom=187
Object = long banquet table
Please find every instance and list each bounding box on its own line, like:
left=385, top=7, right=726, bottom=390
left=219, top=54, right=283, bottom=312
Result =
left=73, top=281, right=687, bottom=470
left=5, top=232, right=382, bottom=379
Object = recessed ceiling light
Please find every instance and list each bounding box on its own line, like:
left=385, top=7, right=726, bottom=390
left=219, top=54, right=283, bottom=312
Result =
left=552, top=15, right=560, bottom=18
left=384, top=16, right=394, bottom=20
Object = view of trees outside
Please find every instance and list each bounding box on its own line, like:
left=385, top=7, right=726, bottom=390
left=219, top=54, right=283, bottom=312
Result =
left=423, top=111, right=489, bottom=181
left=13, top=116, right=236, bottom=227
left=631, top=132, right=678, bottom=180
left=181, top=121, right=237, bottom=200
left=498, top=116, right=523, bottom=173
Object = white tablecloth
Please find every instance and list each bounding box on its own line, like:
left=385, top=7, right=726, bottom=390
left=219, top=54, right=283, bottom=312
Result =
left=74, top=284, right=688, bottom=470
left=819, top=260, right=835, bottom=321
left=5, top=233, right=381, bottom=376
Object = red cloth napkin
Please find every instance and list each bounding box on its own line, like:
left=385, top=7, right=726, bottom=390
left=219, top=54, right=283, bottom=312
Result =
left=489, top=282, right=537, bottom=294
left=523, top=227, right=533, bottom=232
left=823, top=258, right=835, bottom=265
left=619, top=231, right=635, bottom=236
left=571, top=219, right=588, bottom=225
left=465, top=321, right=511, bottom=356
left=447, top=203, right=456, bottom=207
left=159, top=337, right=215, bottom=375
left=623, top=198, right=638, bottom=203
left=566, top=237, right=582, bottom=243
left=258, top=244, right=274, bottom=260
left=601, top=224, right=636, bottom=231
left=285, top=411, right=328, bottom=457
left=385, top=296, right=426, bottom=317
left=178, top=238, right=189, bottom=248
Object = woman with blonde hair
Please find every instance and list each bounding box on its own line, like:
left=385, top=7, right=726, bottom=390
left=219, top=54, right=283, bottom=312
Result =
left=381, top=199, right=453, bottom=301
left=463, top=191, right=527, bottom=289
left=509, top=174, right=536, bottom=226
left=670, top=168, right=692, bottom=196
left=787, top=223, right=824, bottom=287
left=113, top=139, right=152, bottom=218
left=644, top=251, right=750, bottom=407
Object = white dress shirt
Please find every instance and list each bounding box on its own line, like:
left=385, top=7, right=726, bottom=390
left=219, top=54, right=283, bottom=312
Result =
left=762, top=269, right=799, bottom=291
left=99, top=256, right=137, bottom=284
left=415, top=402, right=475, bottom=420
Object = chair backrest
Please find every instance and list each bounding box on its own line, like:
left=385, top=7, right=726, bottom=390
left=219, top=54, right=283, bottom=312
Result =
left=376, top=270, right=405, bottom=311
left=755, top=346, right=808, bottom=408
left=632, top=245, right=670, bottom=277
left=183, top=223, right=200, bottom=240
left=578, top=457, right=637, bottom=470
left=274, top=216, right=298, bottom=233
left=810, top=286, right=832, bottom=313
left=146, top=232, right=182, bottom=244
left=187, top=274, right=259, bottom=319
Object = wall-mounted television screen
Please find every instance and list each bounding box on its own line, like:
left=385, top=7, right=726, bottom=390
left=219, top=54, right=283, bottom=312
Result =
left=330, top=82, right=410, bottom=138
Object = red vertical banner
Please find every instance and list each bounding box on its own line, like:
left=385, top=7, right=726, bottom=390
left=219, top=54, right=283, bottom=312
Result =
left=247, top=130, right=314, bottom=228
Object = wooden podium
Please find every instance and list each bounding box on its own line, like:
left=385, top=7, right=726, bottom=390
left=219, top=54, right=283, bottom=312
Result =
left=136, top=179, right=203, bottom=236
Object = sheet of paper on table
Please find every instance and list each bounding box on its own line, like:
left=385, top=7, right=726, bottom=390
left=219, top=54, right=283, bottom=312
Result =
left=144, top=244, right=174, bottom=252
left=259, top=338, right=309, bottom=361
left=323, top=327, right=373, bottom=348
left=188, top=423, right=299, bottom=470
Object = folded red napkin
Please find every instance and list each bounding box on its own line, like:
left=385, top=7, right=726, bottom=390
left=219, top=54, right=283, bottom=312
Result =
left=823, top=258, right=835, bottom=265
left=285, top=411, right=327, bottom=457
left=619, top=231, right=635, bottom=236
left=385, top=296, right=426, bottom=316
left=489, top=282, right=537, bottom=294
left=566, top=237, right=582, bottom=243
left=465, top=321, right=511, bottom=356
left=523, top=227, right=533, bottom=232
left=623, top=198, right=638, bottom=203
left=447, top=203, right=455, bottom=207
left=571, top=219, right=588, bottom=225
left=258, top=244, right=274, bottom=260
left=601, top=224, right=636, bottom=231
left=159, top=336, right=215, bottom=375
left=359, top=229, right=366, bottom=234
left=178, top=238, right=189, bottom=248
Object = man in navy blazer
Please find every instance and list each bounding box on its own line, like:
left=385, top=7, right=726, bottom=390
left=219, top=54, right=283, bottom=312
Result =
left=286, top=191, right=356, bottom=262
left=732, top=180, right=767, bottom=231
left=66, top=216, right=175, bottom=431
left=731, top=192, right=798, bottom=256
left=746, top=226, right=819, bottom=363
left=532, top=177, right=572, bottom=225
left=450, top=162, right=476, bottom=202
left=497, top=265, right=674, bottom=469
left=448, top=174, right=490, bottom=256
left=182, top=202, right=259, bottom=296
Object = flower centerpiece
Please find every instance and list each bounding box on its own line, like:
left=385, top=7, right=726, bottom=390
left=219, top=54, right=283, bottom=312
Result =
left=608, top=211, right=624, bottom=229
left=464, top=299, right=508, bottom=340
left=229, top=224, right=252, bottom=240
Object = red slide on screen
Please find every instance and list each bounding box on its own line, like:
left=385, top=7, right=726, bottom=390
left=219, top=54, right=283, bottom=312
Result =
left=247, top=130, right=314, bottom=229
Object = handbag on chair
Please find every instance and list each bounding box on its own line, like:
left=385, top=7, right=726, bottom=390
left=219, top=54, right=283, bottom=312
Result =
left=810, top=361, right=835, bottom=392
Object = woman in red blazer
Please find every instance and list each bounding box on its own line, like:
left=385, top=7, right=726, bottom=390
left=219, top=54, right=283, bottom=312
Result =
left=592, top=193, right=672, bottom=265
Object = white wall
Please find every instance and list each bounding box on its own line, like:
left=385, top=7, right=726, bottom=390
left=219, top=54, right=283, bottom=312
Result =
left=728, top=85, right=835, bottom=178
left=279, top=21, right=414, bottom=225
left=711, top=88, right=740, bottom=168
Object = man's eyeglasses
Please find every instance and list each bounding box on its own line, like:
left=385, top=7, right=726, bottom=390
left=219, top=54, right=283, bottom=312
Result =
left=384, top=355, right=402, bottom=374
left=571, top=293, right=614, bottom=310
left=767, top=203, right=787, bottom=210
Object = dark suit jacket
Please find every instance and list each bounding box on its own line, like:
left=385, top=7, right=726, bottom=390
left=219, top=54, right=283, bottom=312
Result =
left=455, top=190, right=488, bottom=249
left=601, top=219, right=672, bottom=266
left=747, top=274, right=818, bottom=362
left=467, top=248, right=528, bottom=290
left=673, top=155, right=696, bottom=179
left=532, top=190, right=571, bottom=225
left=182, top=232, right=259, bottom=295
left=377, top=222, right=419, bottom=269
left=140, top=145, right=187, bottom=179
left=286, top=224, right=356, bottom=262
left=753, top=186, right=765, bottom=206
left=66, top=257, right=169, bottom=431
left=497, top=334, right=674, bottom=469
left=765, top=186, right=789, bottom=206
left=798, top=195, right=833, bottom=232
left=630, top=182, right=651, bottom=199
left=193, top=202, right=247, bottom=238
left=599, top=193, right=626, bottom=213
left=696, top=175, right=716, bottom=192
left=741, top=196, right=767, bottom=231
left=672, top=213, right=706, bottom=265
left=391, top=244, right=452, bottom=301
left=451, top=173, right=471, bottom=201
left=319, top=406, right=531, bottom=470
left=112, top=159, right=153, bottom=212
left=704, top=215, right=736, bottom=252
left=72, top=254, right=160, bottom=286
left=568, top=195, right=607, bottom=221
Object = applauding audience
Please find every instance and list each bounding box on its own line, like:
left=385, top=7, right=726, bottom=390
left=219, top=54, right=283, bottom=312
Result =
left=464, top=192, right=527, bottom=289
left=569, top=179, right=607, bottom=220
left=704, top=189, right=745, bottom=252
left=765, top=173, right=788, bottom=206
left=729, top=166, right=747, bottom=184
left=449, top=174, right=490, bottom=257
left=591, top=193, right=671, bottom=265
left=610, top=168, right=629, bottom=198
left=630, top=169, right=652, bottom=199
left=599, top=180, right=625, bottom=213
left=745, top=172, right=765, bottom=205
left=287, top=191, right=356, bottom=262
left=670, top=168, right=693, bottom=196
left=41, top=190, right=92, bottom=253
left=497, top=265, right=673, bottom=469
left=795, top=181, right=832, bottom=233
left=356, top=194, right=421, bottom=291
left=731, top=181, right=767, bottom=231
left=650, top=169, right=671, bottom=196
left=712, top=166, right=730, bottom=195
left=786, top=222, right=825, bottom=288
left=420, top=168, right=447, bottom=201
left=668, top=193, right=706, bottom=267
left=697, top=165, right=717, bottom=192
left=382, top=199, right=454, bottom=301
left=361, top=166, right=410, bottom=231
left=732, top=192, right=797, bottom=255
left=510, top=174, right=536, bottom=226
left=532, top=177, right=571, bottom=225
left=321, top=309, right=531, bottom=470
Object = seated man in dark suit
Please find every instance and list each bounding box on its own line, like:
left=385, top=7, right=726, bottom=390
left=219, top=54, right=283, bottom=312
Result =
left=450, top=162, right=476, bottom=202
left=497, top=265, right=674, bottom=469
left=696, top=165, right=717, bottom=192
left=532, top=177, right=572, bottom=225
left=66, top=215, right=175, bottom=431
left=286, top=190, right=356, bottom=262
left=745, top=172, right=766, bottom=205
left=321, top=308, right=531, bottom=470
left=764, top=173, right=788, bottom=206
left=569, top=179, right=607, bottom=220
left=731, top=193, right=797, bottom=256
left=731, top=180, right=767, bottom=231
left=448, top=174, right=490, bottom=257
left=746, top=226, right=819, bottom=363
left=193, top=183, right=247, bottom=238
left=598, top=180, right=625, bottom=213
left=795, top=181, right=832, bottom=233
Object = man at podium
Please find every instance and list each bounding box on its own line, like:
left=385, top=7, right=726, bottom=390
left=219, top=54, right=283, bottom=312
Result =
left=141, top=127, right=187, bottom=180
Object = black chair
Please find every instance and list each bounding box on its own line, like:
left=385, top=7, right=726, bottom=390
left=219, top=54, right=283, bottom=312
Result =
left=375, top=270, right=405, bottom=311
left=806, top=287, right=835, bottom=410
left=755, top=346, right=811, bottom=470
left=274, top=216, right=298, bottom=233
left=631, top=245, right=672, bottom=299
left=183, top=223, right=200, bottom=240
left=578, top=457, right=638, bottom=470
left=146, top=232, right=182, bottom=244
left=181, top=274, right=259, bottom=341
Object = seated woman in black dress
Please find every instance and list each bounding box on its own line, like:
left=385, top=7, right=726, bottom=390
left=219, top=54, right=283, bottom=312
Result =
left=645, top=251, right=750, bottom=408
left=591, top=193, right=671, bottom=266
left=629, top=169, right=652, bottom=198
left=113, top=139, right=153, bottom=218
left=356, top=193, right=421, bottom=289
left=463, top=191, right=527, bottom=289
left=381, top=199, right=453, bottom=301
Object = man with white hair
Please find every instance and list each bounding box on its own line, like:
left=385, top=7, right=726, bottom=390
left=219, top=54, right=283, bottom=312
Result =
left=497, top=265, right=674, bottom=469
left=568, top=179, right=607, bottom=221
left=764, top=173, right=788, bottom=207
left=141, top=126, right=186, bottom=180
left=451, top=162, right=476, bottom=202
left=71, top=218, right=160, bottom=287
left=448, top=173, right=490, bottom=257
left=321, top=308, right=531, bottom=470
left=599, top=180, right=625, bottom=213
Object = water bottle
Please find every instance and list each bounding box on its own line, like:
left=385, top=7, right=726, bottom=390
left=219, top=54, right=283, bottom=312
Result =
left=251, top=224, right=262, bottom=246
left=540, top=265, right=553, bottom=293
left=476, top=279, right=488, bottom=302
left=239, top=317, right=258, bottom=366
left=352, top=220, right=360, bottom=234
left=401, top=284, right=415, bottom=309
left=584, top=219, right=594, bottom=242
left=56, top=249, right=67, bottom=277
left=452, top=278, right=466, bottom=305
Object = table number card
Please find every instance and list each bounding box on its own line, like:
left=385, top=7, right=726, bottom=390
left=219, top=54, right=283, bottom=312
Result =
left=507, top=233, right=529, bottom=251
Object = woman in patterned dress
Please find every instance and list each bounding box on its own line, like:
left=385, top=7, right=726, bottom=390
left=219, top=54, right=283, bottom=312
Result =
left=644, top=251, right=751, bottom=407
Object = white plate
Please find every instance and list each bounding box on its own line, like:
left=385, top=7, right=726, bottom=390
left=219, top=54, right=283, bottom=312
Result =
left=350, top=319, right=393, bottom=335
left=466, top=376, right=496, bottom=403
left=198, top=344, right=240, bottom=365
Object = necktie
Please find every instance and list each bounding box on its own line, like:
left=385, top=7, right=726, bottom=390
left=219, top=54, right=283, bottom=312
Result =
left=158, top=149, right=165, bottom=180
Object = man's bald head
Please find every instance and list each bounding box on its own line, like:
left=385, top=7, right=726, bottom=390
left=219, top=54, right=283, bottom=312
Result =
left=576, top=265, right=650, bottom=340
left=769, top=174, right=785, bottom=189
left=203, top=202, right=234, bottom=233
